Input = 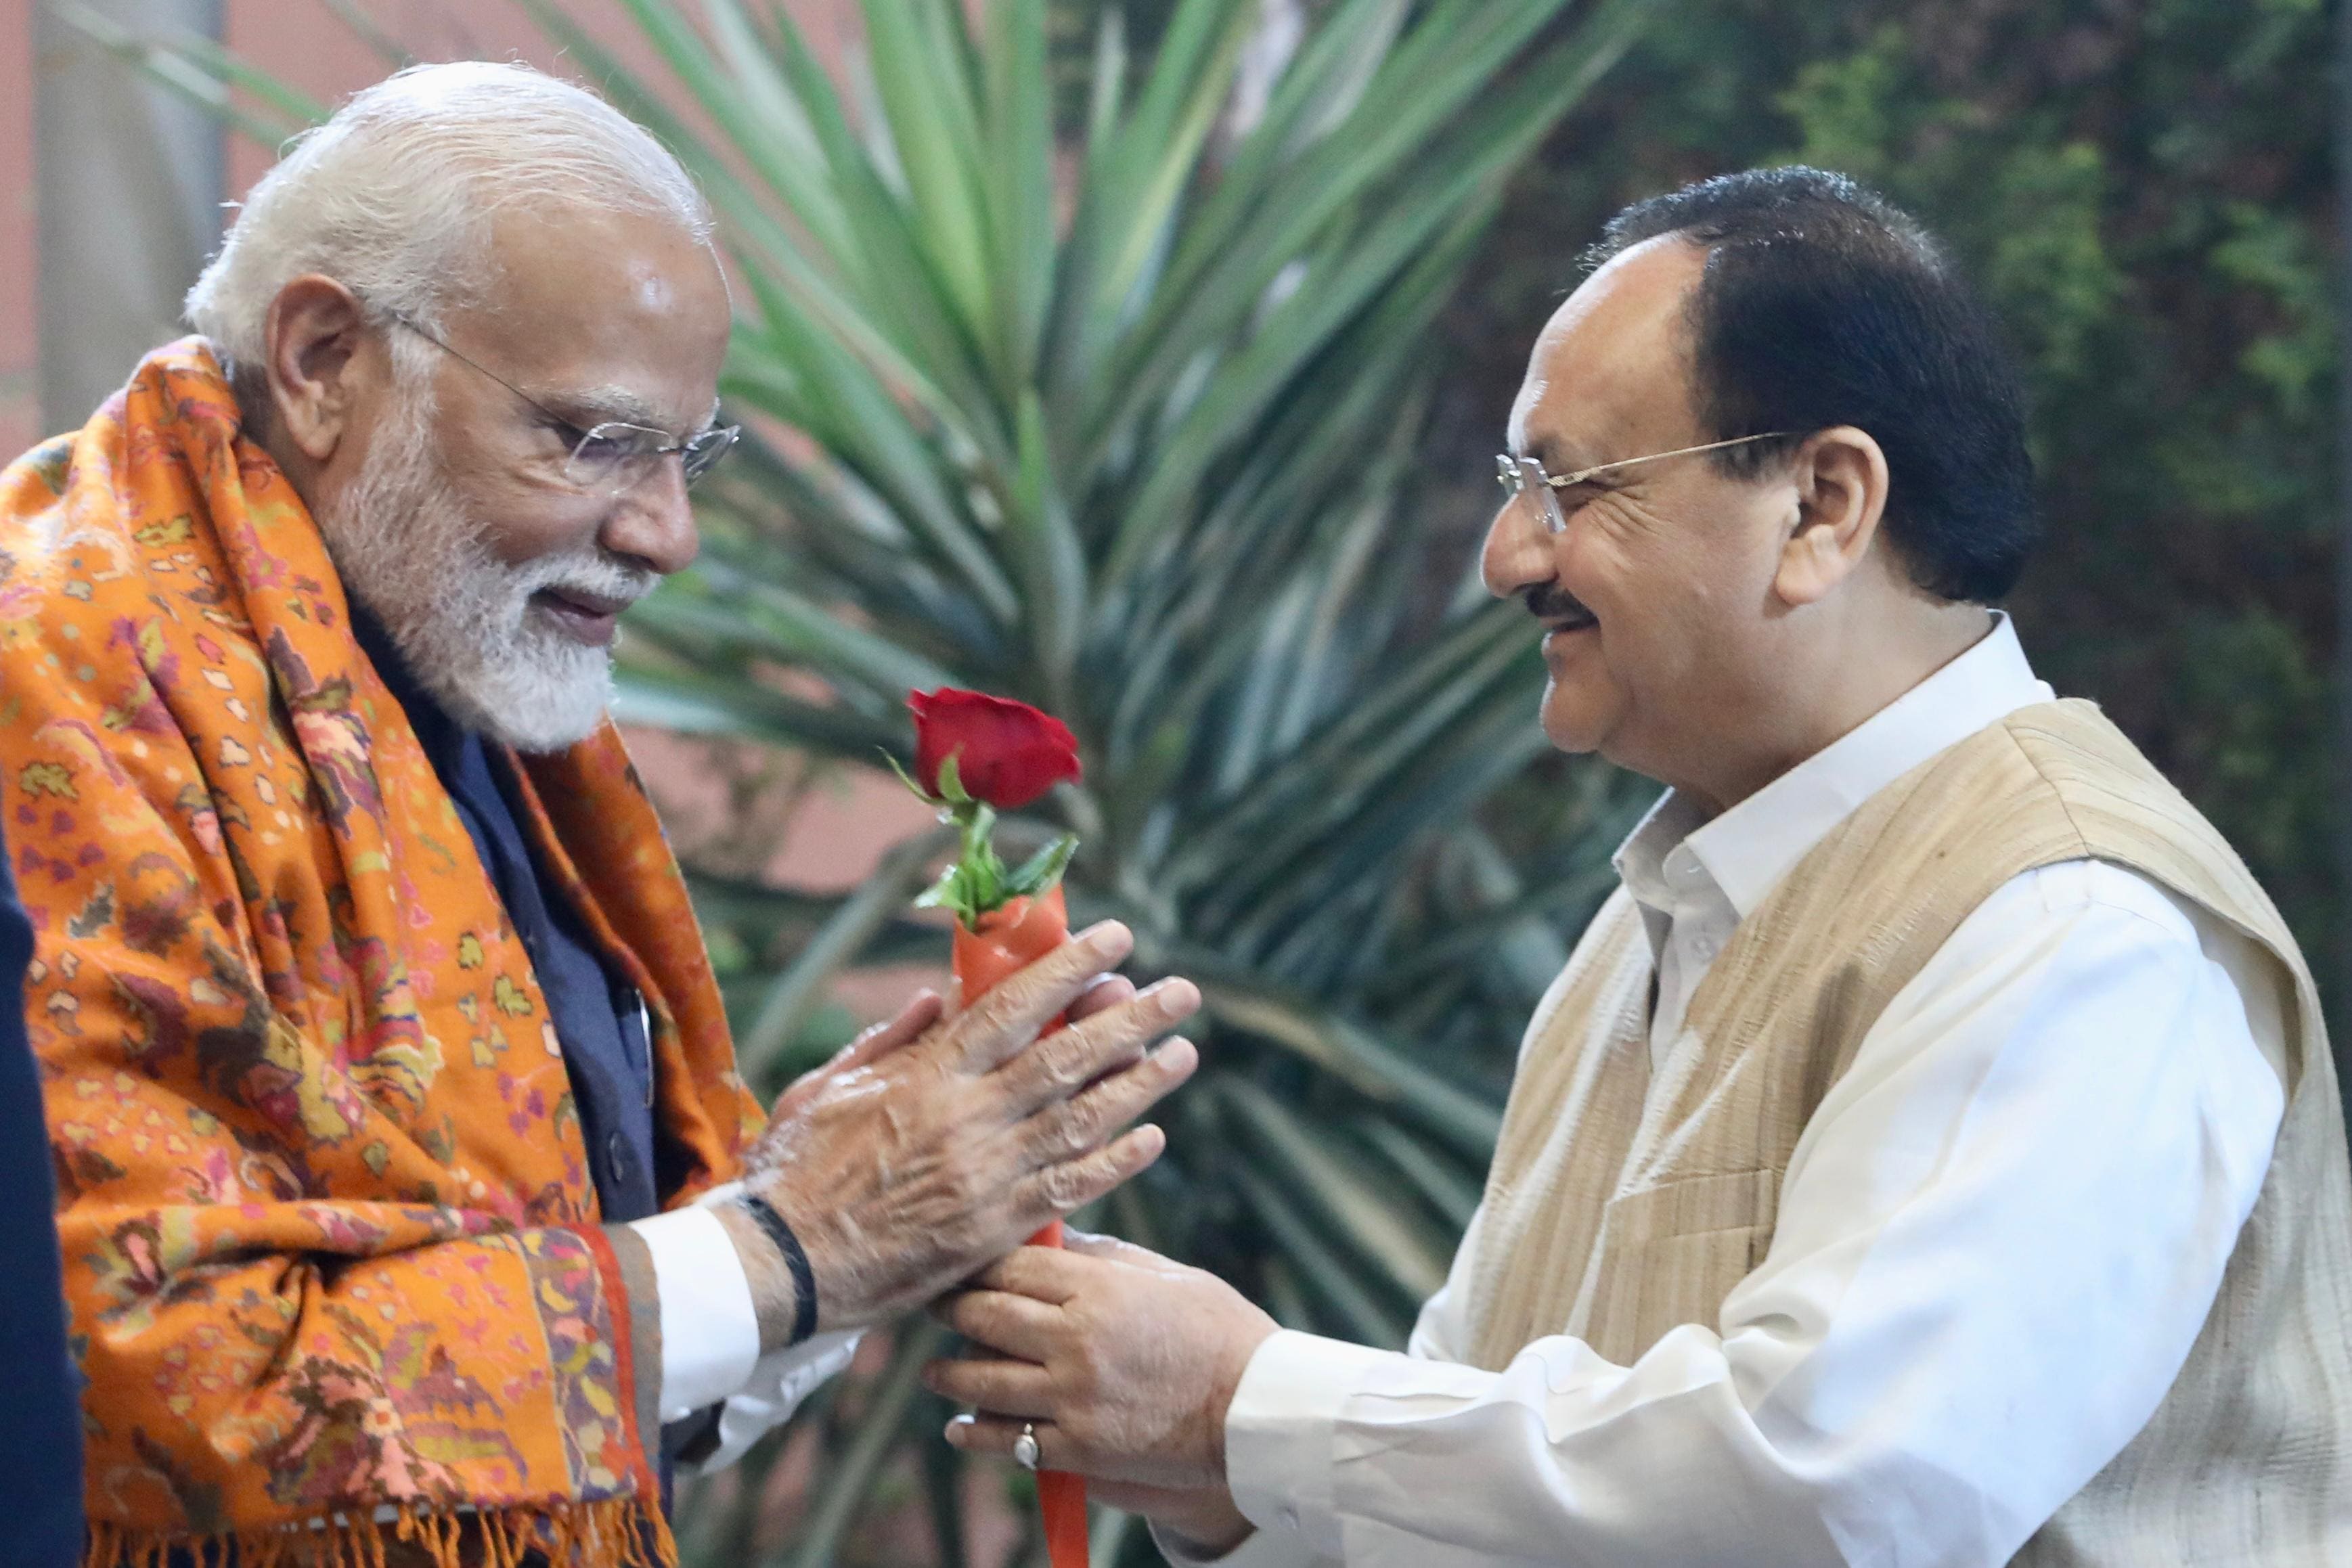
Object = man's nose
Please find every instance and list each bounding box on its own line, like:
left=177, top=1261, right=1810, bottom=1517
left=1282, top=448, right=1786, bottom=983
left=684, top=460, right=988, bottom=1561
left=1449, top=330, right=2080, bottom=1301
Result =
left=1480, top=495, right=1553, bottom=601
left=600, top=456, right=700, bottom=577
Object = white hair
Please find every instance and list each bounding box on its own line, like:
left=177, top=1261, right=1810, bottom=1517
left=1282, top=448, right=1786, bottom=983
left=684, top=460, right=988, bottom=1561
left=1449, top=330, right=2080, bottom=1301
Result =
left=185, top=60, right=713, bottom=378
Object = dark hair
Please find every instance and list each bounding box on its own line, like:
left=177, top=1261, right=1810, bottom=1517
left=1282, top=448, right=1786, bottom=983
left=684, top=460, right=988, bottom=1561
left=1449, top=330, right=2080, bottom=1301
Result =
left=1592, top=166, right=2037, bottom=603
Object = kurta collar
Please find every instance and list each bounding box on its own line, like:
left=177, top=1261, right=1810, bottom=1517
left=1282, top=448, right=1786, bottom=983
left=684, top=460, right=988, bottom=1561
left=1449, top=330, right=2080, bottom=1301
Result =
left=1614, top=612, right=2053, bottom=922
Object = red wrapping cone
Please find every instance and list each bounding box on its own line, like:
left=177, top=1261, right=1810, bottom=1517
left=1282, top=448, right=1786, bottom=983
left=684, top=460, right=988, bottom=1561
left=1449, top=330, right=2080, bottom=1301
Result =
left=952, top=884, right=1089, bottom=1568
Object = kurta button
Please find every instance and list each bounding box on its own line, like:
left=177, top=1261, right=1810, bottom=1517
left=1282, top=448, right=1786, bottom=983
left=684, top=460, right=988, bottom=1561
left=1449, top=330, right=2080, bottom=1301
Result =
left=1279, top=1506, right=1299, bottom=1530
left=606, top=1131, right=629, bottom=1181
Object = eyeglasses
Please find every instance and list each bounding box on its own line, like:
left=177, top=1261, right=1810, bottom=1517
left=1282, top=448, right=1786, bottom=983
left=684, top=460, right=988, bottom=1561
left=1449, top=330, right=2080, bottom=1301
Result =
left=384, top=313, right=740, bottom=497
left=1494, top=432, right=1795, bottom=535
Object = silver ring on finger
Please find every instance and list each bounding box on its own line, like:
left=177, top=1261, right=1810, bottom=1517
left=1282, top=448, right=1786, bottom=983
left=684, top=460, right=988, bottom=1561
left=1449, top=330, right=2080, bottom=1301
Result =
left=1014, top=1422, right=1041, bottom=1473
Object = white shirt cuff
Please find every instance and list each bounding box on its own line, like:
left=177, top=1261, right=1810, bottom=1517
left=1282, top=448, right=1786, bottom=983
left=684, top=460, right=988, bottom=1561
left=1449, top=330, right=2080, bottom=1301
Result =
left=626, top=1201, right=761, bottom=1420
left=1225, top=1329, right=1394, bottom=1559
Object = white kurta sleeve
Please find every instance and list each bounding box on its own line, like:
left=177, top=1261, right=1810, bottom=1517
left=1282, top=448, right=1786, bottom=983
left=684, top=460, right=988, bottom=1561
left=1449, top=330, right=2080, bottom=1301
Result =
left=1211, top=861, right=2286, bottom=1567
left=624, top=1181, right=860, bottom=1473
left=626, top=1203, right=762, bottom=1418
left=1149, top=1251, right=1492, bottom=1565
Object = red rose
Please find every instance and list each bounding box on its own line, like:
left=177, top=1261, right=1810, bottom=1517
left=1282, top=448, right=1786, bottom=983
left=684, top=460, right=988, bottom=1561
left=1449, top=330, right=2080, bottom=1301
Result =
left=908, top=688, right=1082, bottom=810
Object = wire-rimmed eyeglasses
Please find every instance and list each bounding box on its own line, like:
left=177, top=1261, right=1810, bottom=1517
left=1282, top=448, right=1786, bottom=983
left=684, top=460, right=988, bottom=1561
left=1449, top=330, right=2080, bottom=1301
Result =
left=384, top=312, right=740, bottom=498
left=1495, top=431, right=1795, bottom=535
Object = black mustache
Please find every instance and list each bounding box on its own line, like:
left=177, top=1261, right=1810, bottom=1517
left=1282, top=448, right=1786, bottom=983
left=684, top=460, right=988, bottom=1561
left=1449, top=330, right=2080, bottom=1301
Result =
left=1522, top=584, right=1595, bottom=623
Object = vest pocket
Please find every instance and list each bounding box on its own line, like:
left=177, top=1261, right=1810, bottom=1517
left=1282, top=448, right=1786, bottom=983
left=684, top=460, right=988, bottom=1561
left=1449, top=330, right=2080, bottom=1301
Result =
left=1582, top=1169, right=1779, bottom=1366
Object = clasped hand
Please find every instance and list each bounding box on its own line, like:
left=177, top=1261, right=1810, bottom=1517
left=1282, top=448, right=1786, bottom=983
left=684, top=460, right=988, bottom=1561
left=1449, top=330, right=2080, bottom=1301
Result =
left=732, top=920, right=1201, bottom=1339
left=923, top=1231, right=1280, bottom=1556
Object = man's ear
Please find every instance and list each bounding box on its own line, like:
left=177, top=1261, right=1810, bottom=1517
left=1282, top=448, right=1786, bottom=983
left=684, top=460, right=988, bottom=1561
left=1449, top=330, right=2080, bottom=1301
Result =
left=1773, top=425, right=1890, bottom=607
left=261, top=275, right=388, bottom=466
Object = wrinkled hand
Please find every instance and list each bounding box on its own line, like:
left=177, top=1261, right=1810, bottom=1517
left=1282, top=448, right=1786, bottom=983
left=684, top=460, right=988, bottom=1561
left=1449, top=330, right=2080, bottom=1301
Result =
left=746, top=971, right=1138, bottom=1173
left=735, top=924, right=1196, bottom=1339
left=923, top=1230, right=1277, bottom=1552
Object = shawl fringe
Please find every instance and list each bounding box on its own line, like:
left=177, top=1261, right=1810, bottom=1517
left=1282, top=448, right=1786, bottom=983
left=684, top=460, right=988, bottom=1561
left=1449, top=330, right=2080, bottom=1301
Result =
left=83, top=1498, right=679, bottom=1568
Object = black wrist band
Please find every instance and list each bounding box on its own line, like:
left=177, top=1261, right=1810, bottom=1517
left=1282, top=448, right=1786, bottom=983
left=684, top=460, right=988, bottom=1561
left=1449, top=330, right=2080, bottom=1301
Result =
left=739, top=1192, right=818, bottom=1347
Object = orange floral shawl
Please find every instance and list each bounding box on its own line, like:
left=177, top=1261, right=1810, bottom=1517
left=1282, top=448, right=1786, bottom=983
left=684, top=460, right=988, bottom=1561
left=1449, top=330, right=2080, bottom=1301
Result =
left=0, top=341, right=765, bottom=1567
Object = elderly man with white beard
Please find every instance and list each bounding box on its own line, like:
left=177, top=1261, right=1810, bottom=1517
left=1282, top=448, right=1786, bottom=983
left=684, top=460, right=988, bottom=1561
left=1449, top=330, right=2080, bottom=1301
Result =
left=1, top=62, right=1200, bottom=1568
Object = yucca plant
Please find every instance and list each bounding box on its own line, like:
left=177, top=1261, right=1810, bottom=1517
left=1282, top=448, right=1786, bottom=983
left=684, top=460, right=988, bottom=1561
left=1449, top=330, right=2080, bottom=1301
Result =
left=95, top=0, right=1659, bottom=1560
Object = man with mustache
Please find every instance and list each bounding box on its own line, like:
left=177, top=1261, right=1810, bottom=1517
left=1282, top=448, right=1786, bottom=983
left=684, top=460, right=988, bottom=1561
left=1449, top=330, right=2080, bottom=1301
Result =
left=931, top=168, right=2352, bottom=1564
left=1, top=62, right=1199, bottom=1566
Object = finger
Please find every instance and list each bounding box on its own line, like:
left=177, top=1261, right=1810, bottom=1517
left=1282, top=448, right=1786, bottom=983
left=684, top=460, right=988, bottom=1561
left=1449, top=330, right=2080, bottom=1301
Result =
left=1064, top=973, right=1137, bottom=1026
left=933, top=1286, right=1065, bottom=1361
left=923, top=1356, right=1055, bottom=1417
left=945, top=922, right=1136, bottom=1073
left=773, top=991, right=942, bottom=1115
left=1016, top=1037, right=1199, bottom=1169
left=1015, top=1125, right=1168, bottom=1226
left=994, top=979, right=1200, bottom=1113
left=968, top=1242, right=1094, bottom=1304
left=945, top=1412, right=1071, bottom=1470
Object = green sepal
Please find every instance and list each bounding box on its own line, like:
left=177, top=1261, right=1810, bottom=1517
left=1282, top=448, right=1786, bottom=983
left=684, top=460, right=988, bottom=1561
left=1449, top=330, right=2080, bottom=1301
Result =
left=885, top=746, right=975, bottom=809
left=907, top=753, right=1034, bottom=926
left=897, top=751, right=1076, bottom=925
left=913, top=853, right=995, bottom=926
left=1001, top=832, right=1078, bottom=899
left=883, top=747, right=929, bottom=803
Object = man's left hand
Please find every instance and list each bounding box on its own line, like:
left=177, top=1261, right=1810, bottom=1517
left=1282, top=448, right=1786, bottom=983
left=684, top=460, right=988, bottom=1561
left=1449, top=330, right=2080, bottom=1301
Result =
left=748, top=973, right=1142, bottom=1171
left=923, top=1231, right=1279, bottom=1496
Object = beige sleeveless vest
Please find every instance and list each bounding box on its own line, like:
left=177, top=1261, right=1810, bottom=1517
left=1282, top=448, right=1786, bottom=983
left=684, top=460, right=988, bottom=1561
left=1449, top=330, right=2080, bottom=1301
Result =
left=1460, top=700, right=2352, bottom=1563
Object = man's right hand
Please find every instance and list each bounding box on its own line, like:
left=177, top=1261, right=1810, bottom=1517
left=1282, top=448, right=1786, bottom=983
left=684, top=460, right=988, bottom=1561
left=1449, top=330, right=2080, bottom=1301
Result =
left=717, top=920, right=1199, bottom=1343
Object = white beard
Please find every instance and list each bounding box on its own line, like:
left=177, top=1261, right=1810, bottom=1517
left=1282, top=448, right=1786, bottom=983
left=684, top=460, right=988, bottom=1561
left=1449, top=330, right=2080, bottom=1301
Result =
left=313, top=383, right=657, bottom=754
